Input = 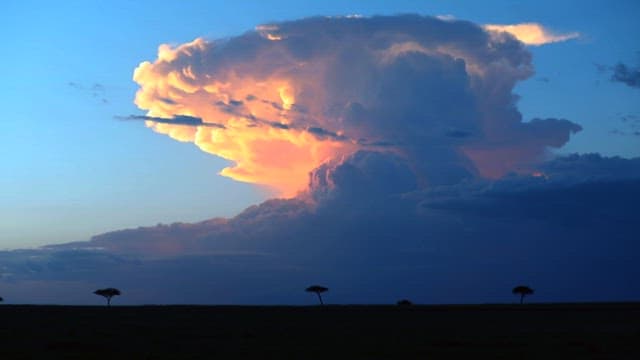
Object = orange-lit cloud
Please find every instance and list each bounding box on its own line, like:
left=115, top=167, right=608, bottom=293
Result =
left=484, top=23, right=579, bottom=46
left=256, top=24, right=284, bottom=41
left=133, top=38, right=357, bottom=197
left=132, top=16, right=581, bottom=197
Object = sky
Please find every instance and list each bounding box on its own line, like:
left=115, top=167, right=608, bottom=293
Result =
left=1, top=1, right=639, bottom=305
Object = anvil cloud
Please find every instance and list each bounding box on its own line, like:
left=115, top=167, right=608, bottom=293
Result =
left=133, top=15, right=581, bottom=196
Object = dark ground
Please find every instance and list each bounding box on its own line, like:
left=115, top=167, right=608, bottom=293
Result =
left=1, top=303, right=639, bottom=359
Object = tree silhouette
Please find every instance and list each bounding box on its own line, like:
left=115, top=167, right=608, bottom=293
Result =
left=94, top=288, right=121, bottom=306
left=305, top=285, right=328, bottom=305
left=397, top=299, right=413, bottom=306
left=512, top=285, right=534, bottom=304
left=0, top=296, right=3, bottom=303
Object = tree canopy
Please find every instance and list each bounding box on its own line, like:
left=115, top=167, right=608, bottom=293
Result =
left=94, top=288, right=121, bottom=306
left=305, top=285, right=328, bottom=293
left=512, top=285, right=534, bottom=304
left=305, top=285, right=328, bottom=305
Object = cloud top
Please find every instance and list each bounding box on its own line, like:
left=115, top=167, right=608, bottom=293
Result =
left=133, top=15, right=580, bottom=196
left=484, top=23, right=579, bottom=46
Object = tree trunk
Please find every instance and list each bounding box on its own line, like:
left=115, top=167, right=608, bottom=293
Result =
left=520, top=294, right=524, bottom=304
left=107, top=297, right=111, bottom=307
left=316, top=292, right=324, bottom=305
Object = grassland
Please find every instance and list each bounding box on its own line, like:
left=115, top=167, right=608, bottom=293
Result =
left=1, top=303, right=638, bottom=359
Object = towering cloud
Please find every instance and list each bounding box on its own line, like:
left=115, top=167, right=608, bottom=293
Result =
left=610, top=62, right=640, bottom=89
left=133, top=15, right=580, bottom=196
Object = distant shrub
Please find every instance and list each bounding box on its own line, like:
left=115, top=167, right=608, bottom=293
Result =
left=94, top=288, right=121, bottom=306
left=512, top=285, right=534, bottom=304
left=305, top=285, right=328, bottom=305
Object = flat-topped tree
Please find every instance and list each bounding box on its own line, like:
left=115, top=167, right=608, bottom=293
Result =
left=94, top=288, right=121, bottom=307
left=305, top=285, right=328, bottom=305
left=512, top=285, right=534, bottom=304
left=0, top=296, right=3, bottom=302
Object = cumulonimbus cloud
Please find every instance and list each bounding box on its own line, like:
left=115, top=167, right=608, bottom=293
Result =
left=4, top=16, right=638, bottom=306
left=132, top=15, right=581, bottom=196
left=483, top=22, right=579, bottom=46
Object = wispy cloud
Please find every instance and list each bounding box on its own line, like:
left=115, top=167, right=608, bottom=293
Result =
left=116, top=115, right=226, bottom=128
left=484, top=23, right=579, bottom=46
left=68, top=81, right=109, bottom=104
left=610, top=62, right=640, bottom=89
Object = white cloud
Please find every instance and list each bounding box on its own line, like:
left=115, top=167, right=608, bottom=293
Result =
left=484, top=22, right=579, bottom=46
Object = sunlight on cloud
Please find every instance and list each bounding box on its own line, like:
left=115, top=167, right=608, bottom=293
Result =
left=484, top=23, right=579, bottom=46
left=133, top=40, right=355, bottom=196
left=256, top=24, right=283, bottom=41
left=132, top=16, right=581, bottom=197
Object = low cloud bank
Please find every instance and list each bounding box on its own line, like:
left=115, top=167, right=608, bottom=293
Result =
left=2, top=154, right=638, bottom=305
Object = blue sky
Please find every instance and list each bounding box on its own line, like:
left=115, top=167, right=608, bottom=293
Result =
left=1, top=0, right=639, bottom=250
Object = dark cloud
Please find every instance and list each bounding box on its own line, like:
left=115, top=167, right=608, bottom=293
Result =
left=2, top=154, right=639, bottom=304
left=532, top=154, right=640, bottom=191
left=445, top=129, right=473, bottom=138
left=310, top=151, right=418, bottom=204
left=212, top=99, right=341, bottom=138
left=270, top=122, right=290, bottom=130
left=159, top=97, right=177, bottom=105
left=610, top=62, right=640, bottom=89
left=116, top=115, right=226, bottom=128
left=132, top=15, right=582, bottom=192
left=306, top=126, right=348, bottom=141
left=521, top=118, right=582, bottom=146
left=596, top=61, right=640, bottom=89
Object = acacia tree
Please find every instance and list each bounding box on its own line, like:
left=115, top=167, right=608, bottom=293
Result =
left=305, top=285, right=328, bottom=305
left=512, top=285, right=534, bottom=304
left=94, top=288, right=121, bottom=307
left=0, top=296, right=3, bottom=303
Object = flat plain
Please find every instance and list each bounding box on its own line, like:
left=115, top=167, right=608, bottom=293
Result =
left=1, top=303, right=638, bottom=359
